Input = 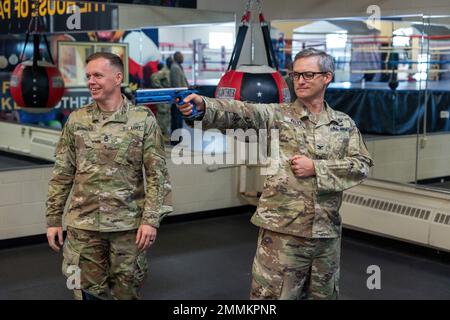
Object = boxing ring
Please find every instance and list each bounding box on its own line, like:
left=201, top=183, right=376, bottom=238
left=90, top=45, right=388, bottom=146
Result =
left=326, top=80, right=450, bottom=135
left=195, top=79, right=450, bottom=135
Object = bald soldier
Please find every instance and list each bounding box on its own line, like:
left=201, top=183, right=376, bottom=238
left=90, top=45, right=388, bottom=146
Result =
left=46, top=52, right=172, bottom=300
left=178, top=48, right=373, bottom=299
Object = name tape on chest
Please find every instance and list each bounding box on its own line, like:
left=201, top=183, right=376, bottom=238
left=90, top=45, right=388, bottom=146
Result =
left=330, top=124, right=352, bottom=132
left=121, top=124, right=145, bottom=132
left=283, top=116, right=304, bottom=128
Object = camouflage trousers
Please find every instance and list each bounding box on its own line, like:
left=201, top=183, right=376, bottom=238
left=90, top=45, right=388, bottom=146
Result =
left=250, top=228, right=340, bottom=300
left=62, top=227, right=148, bottom=300
left=156, top=103, right=171, bottom=138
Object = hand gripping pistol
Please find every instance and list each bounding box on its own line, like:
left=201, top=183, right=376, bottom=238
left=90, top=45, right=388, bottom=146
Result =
left=135, top=87, right=203, bottom=120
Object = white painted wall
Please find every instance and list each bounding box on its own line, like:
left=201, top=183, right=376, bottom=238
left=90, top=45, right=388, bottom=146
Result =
left=365, top=133, right=450, bottom=183
left=0, top=152, right=247, bottom=240
left=0, top=167, right=53, bottom=240
left=158, top=21, right=236, bottom=52
left=158, top=27, right=185, bottom=46
left=158, top=24, right=236, bottom=50
left=158, top=23, right=236, bottom=81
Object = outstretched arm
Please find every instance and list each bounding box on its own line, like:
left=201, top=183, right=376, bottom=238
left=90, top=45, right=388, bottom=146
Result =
left=179, top=94, right=279, bottom=131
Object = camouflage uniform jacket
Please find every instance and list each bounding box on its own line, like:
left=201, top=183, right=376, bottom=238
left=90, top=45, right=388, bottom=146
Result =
left=151, top=67, right=171, bottom=89
left=200, top=97, right=373, bottom=238
left=46, top=96, right=173, bottom=231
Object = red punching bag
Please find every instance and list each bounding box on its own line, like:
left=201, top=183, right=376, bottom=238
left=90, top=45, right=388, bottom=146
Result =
left=215, top=0, right=290, bottom=104
left=10, top=59, right=65, bottom=109
left=216, top=65, right=290, bottom=103
left=10, top=30, right=65, bottom=109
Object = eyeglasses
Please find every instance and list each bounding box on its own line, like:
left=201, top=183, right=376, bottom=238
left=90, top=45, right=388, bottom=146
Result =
left=289, top=71, right=329, bottom=81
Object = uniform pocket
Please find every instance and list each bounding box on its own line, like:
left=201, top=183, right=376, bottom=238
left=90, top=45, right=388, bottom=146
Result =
left=261, top=177, right=278, bottom=198
left=274, top=119, right=303, bottom=155
left=259, top=182, right=306, bottom=219
left=114, top=135, right=143, bottom=167
left=62, top=239, right=81, bottom=280
left=133, top=251, right=148, bottom=287
left=74, top=131, right=96, bottom=166
left=328, top=130, right=350, bottom=159
left=250, top=229, right=284, bottom=299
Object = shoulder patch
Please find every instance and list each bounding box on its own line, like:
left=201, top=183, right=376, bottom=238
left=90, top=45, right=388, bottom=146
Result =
left=67, top=105, right=90, bottom=121
left=130, top=105, right=155, bottom=117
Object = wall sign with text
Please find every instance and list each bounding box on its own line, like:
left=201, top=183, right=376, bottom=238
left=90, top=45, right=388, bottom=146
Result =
left=0, top=0, right=118, bottom=34
left=76, top=0, right=196, bottom=9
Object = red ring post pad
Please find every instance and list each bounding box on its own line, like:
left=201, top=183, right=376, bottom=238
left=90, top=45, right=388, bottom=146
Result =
left=135, top=87, right=203, bottom=120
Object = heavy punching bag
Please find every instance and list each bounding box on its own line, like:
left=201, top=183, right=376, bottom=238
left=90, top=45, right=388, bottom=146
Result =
left=10, top=22, right=65, bottom=109
left=215, top=0, right=290, bottom=103
left=10, top=59, right=65, bottom=108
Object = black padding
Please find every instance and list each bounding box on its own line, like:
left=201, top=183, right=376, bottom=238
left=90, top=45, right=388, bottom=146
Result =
left=21, top=65, right=49, bottom=108
left=240, top=73, right=279, bottom=103
left=228, top=25, right=248, bottom=71
left=261, top=24, right=278, bottom=70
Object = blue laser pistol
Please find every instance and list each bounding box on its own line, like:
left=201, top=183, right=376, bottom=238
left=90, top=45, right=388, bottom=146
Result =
left=135, top=87, right=203, bottom=120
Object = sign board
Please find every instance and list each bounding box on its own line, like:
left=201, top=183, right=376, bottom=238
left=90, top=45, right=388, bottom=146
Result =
left=0, top=0, right=118, bottom=34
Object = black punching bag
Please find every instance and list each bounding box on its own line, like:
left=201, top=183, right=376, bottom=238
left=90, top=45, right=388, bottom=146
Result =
left=216, top=65, right=290, bottom=103
left=10, top=34, right=65, bottom=108
left=215, top=0, right=290, bottom=104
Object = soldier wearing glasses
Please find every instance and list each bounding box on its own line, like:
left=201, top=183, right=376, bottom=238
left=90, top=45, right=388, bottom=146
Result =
left=178, top=48, right=373, bottom=300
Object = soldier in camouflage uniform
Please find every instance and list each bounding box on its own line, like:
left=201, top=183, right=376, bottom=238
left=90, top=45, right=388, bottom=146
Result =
left=151, top=58, right=172, bottom=140
left=178, top=48, right=373, bottom=300
left=170, top=51, right=189, bottom=140
left=46, top=52, right=172, bottom=300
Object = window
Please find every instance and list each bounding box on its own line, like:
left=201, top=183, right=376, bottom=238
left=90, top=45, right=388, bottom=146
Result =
left=326, top=32, right=348, bottom=49
left=209, top=32, right=234, bottom=49
left=393, top=27, right=413, bottom=47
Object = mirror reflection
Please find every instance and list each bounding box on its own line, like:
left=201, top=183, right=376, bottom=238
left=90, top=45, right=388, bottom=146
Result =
left=273, top=16, right=450, bottom=193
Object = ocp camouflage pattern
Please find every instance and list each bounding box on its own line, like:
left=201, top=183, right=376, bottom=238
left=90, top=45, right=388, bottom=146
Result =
left=46, top=96, right=173, bottom=231
left=200, top=97, right=373, bottom=238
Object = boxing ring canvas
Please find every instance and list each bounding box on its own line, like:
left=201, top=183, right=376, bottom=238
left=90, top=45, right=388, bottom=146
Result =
left=326, top=81, right=450, bottom=135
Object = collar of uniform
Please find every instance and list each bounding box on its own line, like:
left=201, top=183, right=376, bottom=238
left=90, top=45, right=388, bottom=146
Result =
left=87, top=101, right=102, bottom=123
left=291, top=99, right=309, bottom=120
left=89, top=95, right=130, bottom=123
left=109, top=95, right=130, bottom=123
left=292, top=99, right=338, bottom=126
left=323, top=101, right=340, bottom=124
